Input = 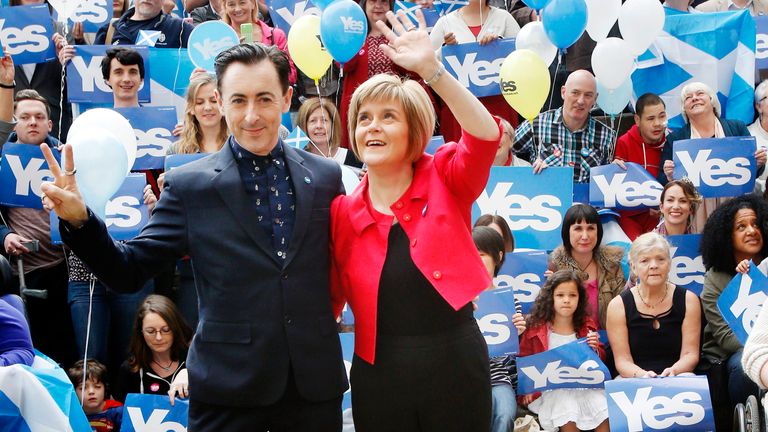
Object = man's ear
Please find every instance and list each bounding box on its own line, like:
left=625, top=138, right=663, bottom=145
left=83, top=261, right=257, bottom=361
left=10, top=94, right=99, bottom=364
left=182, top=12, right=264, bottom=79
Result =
left=215, top=88, right=224, bottom=115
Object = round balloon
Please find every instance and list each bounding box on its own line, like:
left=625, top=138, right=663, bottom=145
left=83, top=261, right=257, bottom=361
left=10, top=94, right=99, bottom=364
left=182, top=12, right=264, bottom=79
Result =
left=542, top=0, right=587, bottom=50
left=320, top=0, right=367, bottom=64
left=187, top=21, right=239, bottom=72
left=591, top=37, right=633, bottom=90
left=521, top=0, right=552, bottom=10
left=618, top=0, right=664, bottom=56
left=67, top=109, right=136, bottom=174
left=312, top=0, right=337, bottom=11
left=499, top=49, right=551, bottom=121
left=597, top=77, right=633, bottom=116
left=288, top=15, right=333, bottom=81
left=70, top=128, right=129, bottom=219
left=585, top=0, right=620, bottom=42
left=515, top=21, right=557, bottom=66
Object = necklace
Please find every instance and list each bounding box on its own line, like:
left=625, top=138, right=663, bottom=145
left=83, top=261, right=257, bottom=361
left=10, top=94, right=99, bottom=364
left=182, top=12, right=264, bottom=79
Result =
left=153, top=359, right=174, bottom=372
left=575, top=256, right=593, bottom=279
left=638, top=282, right=669, bottom=310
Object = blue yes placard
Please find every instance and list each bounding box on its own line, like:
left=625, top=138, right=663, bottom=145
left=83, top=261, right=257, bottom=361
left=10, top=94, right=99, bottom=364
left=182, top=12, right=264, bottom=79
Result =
left=517, top=338, right=609, bottom=394
left=441, top=39, right=515, bottom=98
left=0, top=5, right=56, bottom=64
left=67, top=45, right=151, bottom=104
left=717, top=264, right=768, bottom=345
left=672, top=137, right=756, bottom=198
left=474, top=167, right=573, bottom=251
left=589, top=162, right=662, bottom=210
left=474, top=287, right=520, bottom=357
left=667, top=234, right=705, bottom=296
left=164, top=153, right=209, bottom=171
left=121, top=394, right=188, bottom=431
left=116, top=106, right=178, bottom=170
left=605, top=376, right=715, bottom=432
left=0, top=143, right=59, bottom=209
left=187, top=21, right=238, bottom=72
left=69, top=0, right=112, bottom=33
left=268, top=0, right=321, bottom=34
left=394, top=0, right=441, bottom=31
left=494, top=250, right=547, bottom=314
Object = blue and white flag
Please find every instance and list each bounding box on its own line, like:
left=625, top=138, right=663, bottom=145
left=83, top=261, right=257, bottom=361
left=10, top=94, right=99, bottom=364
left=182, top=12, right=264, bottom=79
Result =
left=0, top=143, right=59, bottom=209
left=517, top=338, right=609, bottom=394
left=339, top=333, right=354, bottom=412
left=0, top=5, right=57, bottom=64
left=187, top=21, right=238, bottom=72
left=136, top=29, right=162, bottom=47
left=67, top=45, right=151, bottom=104
left=494, top=250, right=547, bottom=314
left=438, top=0, right=469, bottom=15
left=632, top=10, right=755, bottom=129
left=589, top=163, right=662, bottom=211
left=285, top=126, right=311, bottom=149
left=121, top=394, right=189, bottom=431
left=0, top=351, right=91, bottom=431
left=474, top=167, right=573, bottom=251
left=717, top=264, right=768, bottom=345
left=116, top=106, right=178, bottom=170
left=667, top=234, right=705, bottom=296
left=474, top=288, right=520, bottom=357
left=69, top=0, right=112, bottom=33
left=146, top=48, right=196, bottom=114
left=268, top=0, right=321, bottom=34
left=164, top=153, right=209, bottom=171
left=672, top=137, right=756, bottom=198
left=605, top=376, right=715, bottom=432
left=50, top=174, right=150, bottom=244
left=424, top=135, right=445, bottom=155
left=394, top=0, right=441, bottom=31
left=441, top=39, right=515, bottom=98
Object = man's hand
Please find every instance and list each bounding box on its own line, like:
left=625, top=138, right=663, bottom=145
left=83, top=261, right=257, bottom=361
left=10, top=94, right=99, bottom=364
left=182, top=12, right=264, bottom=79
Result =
left=0, top=46, right=13, bottom=87
left=4, top=233, right=31, bottom=256
left=39, top=144, right=89, bottom=227
left=663, top=160, right=675, bottom=181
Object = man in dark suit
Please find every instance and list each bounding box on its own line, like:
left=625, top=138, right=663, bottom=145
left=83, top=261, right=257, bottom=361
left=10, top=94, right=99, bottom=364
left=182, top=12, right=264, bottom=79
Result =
left=39, top=43, right=347, bottom=431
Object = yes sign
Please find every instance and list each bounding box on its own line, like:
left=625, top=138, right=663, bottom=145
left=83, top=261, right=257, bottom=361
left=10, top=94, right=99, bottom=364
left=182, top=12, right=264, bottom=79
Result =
left=187, top=21, right=238, bottom=73
left=116, top=106, right=178, bottom=170
left=69, top=0, right=111, bottom=33
left=0, top=143, right=59, bottom=209
left=67, top=45, right=151, bottom=104
left=589, top=162, right=662, bottom=210
left=717, top=264, right=768, bottom=345
left=756, top=16, right=768, bottom=79
left=494, top=250, right=548, bottom=314
left=474, top=167, right=573, bottom=251
left=517, top=338, right=609, bottom=394
left=0, top=5, right=56, bottom=64
left=473, top=288, right=520, bottom=357
left=121, top=394, right=188, bottom=432
left=672, top=137, right=756, bottom=198
left=667, top=234, right=705, bottom=296
left=441, top=39, right=516, bottom=98
left=605, top=376, right=715, bottom=432
left=269, top=0, right=320, bottom=34
left=394, top=0, right=442, bottom=32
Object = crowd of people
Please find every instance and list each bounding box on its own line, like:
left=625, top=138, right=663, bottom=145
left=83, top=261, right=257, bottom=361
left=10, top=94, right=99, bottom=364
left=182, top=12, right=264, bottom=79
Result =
left=2, top=0, right=768, bottom=430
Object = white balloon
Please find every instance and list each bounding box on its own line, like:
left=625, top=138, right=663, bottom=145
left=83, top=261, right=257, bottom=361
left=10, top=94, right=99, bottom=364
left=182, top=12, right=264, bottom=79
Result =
left=618, top=0, right=665, bottom=56
left=515, top=21, right=557, bottom=66
left=67, top=109, right=137, bottom=174
left=585, top=0, right=620, bottom=42
left=591, top=38, right=634, bottom=90
left=341, top=165, right=361, bottom=195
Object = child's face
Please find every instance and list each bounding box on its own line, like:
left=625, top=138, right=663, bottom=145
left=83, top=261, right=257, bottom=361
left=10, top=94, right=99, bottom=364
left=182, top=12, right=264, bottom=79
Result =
left=552, top=281, right=580, bottom=319
left=478, top=250, right=497, bottom=279
left=75, top=379, right=106, bottom=415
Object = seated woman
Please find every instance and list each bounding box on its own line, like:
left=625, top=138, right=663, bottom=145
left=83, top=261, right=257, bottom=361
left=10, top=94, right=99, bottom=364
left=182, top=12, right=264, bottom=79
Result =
left=548, top=204, right=625, bottom=328
left=700, top=194, right=766, bottom=408
left=607, top=232, right=701, bottom=378
left=296, top=98, right=361, bottom=167
left=114, top=295, right=192, bottom=402
left=653, top=179, right=701, bottom=236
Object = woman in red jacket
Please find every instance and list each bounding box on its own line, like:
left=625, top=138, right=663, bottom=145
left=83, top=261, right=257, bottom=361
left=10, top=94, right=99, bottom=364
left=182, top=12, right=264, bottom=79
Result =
left=330, top=10, right=501, bottom=432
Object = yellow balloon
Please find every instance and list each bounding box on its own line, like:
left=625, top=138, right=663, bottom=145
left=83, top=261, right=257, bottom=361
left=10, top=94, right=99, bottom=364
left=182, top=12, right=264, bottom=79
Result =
left=499, top=49, right=551, bottom=121
left=288, top=15, right=333, bottom=81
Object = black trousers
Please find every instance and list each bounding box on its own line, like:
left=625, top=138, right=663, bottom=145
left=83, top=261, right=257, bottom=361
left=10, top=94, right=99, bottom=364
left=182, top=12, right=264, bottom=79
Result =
left=351, top=321, right=491, bottom=432
left=188, top=370, right=342, bottom=432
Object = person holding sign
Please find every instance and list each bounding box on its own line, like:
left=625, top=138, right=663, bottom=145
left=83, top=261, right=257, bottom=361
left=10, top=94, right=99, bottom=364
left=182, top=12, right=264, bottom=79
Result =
left=700, top=194, right=765, bottom=409
left=606, top=232, right=701, bottom=378
left=653, top=179, right=701, bottom=236
left=518, top=270, right=608, bottom=432
left=330, top=9, right=501, bottom=431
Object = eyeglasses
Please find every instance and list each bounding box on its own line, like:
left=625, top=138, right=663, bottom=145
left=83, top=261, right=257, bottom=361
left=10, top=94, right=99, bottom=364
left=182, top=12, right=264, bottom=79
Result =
left=143, top=327, right=172, bottom=336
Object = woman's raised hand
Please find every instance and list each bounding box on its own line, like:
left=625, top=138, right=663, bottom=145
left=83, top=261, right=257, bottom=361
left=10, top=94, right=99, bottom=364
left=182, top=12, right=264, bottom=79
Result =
left=39, top=144, right=89, bottom=227
left=376, top=10, right=441, bottom=81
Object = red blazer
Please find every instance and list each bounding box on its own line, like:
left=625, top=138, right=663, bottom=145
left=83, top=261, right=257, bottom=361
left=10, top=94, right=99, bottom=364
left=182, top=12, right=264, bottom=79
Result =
left=330, top=121, right=502, bottom=364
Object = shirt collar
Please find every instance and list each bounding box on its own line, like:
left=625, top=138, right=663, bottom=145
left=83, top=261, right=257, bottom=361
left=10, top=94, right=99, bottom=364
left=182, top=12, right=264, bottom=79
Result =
left=552, top=107, right=591, bottom=133
left=229, top=136, right=286, bottom=167
left=728, top=0, right=752, bottom=9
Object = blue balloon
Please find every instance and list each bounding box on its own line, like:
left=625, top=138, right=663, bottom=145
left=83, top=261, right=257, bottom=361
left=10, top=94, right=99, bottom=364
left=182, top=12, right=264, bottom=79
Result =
left=187, top=21, right=239, bottom=73
left=313, top=0, right=338, bottom=11
left=521, top=0, right=552, bottom=10
left=542, top=0, right=587, bottom=50
left=72, top=128, right=128, bottom=219
left=597, top=77, right=633, bottom=116
left=320, top=0, right=368, bottom=64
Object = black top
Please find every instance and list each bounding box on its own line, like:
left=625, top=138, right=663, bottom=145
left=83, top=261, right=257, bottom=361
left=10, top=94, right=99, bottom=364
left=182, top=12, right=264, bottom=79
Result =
left=376, top=223, right=472, bottom=339
left=621, top=286, right=687, bottom=374
left=114, top=357, right=186, bottom=403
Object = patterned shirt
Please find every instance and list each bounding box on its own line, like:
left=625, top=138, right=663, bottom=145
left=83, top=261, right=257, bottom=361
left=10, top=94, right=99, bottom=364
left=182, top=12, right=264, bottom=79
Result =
left=513, top=107, right=615, bottom=183
left=229, top=137, right=296, bottom=261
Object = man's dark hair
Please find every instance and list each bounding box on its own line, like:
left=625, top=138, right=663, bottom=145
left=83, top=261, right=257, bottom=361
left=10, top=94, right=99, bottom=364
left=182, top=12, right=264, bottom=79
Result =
left=214, top=43, right=291, bottom=95
left=101, top=47, right=146, bottom=80
left=14, top=89, right=50, bottom=119
left=635, top=93, right=665, bottom=117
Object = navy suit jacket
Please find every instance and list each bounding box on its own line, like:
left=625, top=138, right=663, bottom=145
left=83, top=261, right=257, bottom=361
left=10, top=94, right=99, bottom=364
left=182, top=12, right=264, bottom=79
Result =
left=62, top=141, right=348, bottom=407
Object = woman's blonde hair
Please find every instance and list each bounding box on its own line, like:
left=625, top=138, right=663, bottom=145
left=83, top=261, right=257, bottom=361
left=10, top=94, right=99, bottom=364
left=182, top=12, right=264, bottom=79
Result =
left=347, top=74, right=435, bottom=163
left=221, top=0, right=260, bottom=27
left=296, top=98, right=341, bottom=154
left=176, top=74, right=228, bottom=155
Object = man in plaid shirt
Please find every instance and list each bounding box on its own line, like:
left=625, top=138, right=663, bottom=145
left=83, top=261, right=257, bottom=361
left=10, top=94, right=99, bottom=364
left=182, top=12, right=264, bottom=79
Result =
left=512, top=70, right=615, bottom=183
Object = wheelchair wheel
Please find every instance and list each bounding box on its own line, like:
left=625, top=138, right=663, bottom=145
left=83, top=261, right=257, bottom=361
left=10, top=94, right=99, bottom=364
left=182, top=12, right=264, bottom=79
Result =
left=747, top=396, right=762, bottom=432
left=736, top=403, right=747, bottom=432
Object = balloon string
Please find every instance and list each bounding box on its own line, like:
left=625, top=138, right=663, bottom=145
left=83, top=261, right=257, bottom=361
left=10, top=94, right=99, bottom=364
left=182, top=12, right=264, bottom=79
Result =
left=57, top=22, right=69, bottom=143
left=546, top=50, right=562, bottom=114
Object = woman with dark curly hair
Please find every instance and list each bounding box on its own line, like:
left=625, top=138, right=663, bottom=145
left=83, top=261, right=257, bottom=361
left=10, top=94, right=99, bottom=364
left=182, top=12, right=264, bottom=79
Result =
left=548, top=204, right=625, bottom=328
left=700, top=194, right=767, bottom=409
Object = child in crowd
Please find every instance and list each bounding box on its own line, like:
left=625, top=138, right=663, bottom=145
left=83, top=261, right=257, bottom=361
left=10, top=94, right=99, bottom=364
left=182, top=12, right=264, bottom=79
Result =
left=472, top=226, right=525, bottom=432
left=68, top=359, right=123, bottom=432
left=518, top=270, right=609, bottom=432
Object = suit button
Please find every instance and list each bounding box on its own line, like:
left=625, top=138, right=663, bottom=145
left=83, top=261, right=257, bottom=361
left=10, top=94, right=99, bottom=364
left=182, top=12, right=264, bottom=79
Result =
left=432, top=271, right=442, bottom=280
left=285, top=315, right=292, bottom=324
left=402, top=213, right=412, bottom=222
left=394, top=201, right=404, bottom=209
left=281, top=272, right=288, bottom=280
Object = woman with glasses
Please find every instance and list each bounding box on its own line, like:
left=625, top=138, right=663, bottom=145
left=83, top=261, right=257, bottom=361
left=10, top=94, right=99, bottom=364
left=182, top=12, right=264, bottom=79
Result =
left=114, top=295, right=193, bottom=402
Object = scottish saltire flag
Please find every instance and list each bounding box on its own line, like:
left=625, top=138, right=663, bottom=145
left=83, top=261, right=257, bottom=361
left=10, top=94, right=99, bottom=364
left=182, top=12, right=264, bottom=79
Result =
left=438, top=0, right=468, bottom=15
left=136, top=30, right=162, bottom=47
left=0, top=351, right=90, bottom=431
left=285, top=127, right=311, bottom=149
left=394, top=0, right=441, bottom=31
left=632, top=10, right=755, bottom=130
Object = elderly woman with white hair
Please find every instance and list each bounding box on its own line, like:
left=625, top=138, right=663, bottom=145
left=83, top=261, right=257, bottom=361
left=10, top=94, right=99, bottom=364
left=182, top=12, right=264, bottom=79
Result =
left=657, top=82, right=766, bottom=231
left=749, top=79, right=768, bottom=195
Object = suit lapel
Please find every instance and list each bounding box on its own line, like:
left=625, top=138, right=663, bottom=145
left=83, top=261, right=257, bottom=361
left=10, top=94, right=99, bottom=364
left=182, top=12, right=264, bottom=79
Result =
left=13, top=66, right=30, bottom=88
left=283, top=145, right=315, bottom=268
left=211, top=145, right=281, bottom=265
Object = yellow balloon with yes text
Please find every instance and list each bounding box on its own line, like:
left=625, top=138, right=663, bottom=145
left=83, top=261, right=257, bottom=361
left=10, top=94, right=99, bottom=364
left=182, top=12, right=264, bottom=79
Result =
left=499, top=49, right=551, bottom=121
